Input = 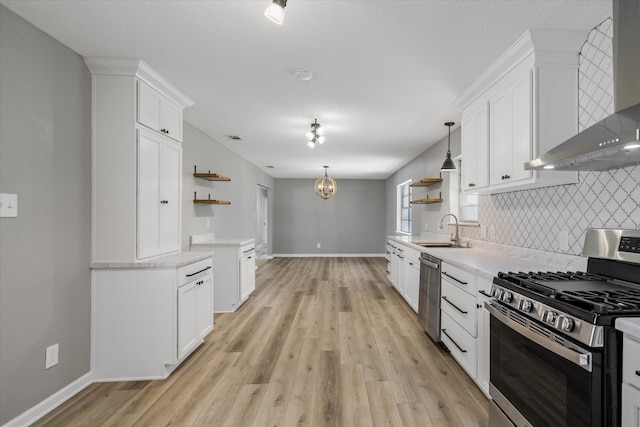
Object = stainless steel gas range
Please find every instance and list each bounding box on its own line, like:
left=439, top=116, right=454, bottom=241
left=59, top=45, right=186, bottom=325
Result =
left=487, top=229, right=640, bottom=427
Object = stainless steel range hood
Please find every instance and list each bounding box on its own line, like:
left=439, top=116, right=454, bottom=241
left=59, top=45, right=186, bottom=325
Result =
left=525, top=0, right=640, bottom=171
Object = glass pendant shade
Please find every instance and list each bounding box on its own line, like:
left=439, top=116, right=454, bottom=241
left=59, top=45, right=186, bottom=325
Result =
left=307, top=140, right=315, bottom=149
left=306, top=131, right=314, bottom=141
left=314, top=167, right=337, bottom=200
left=306, top=118, right=327, bottom=148
left=264, top=1, right=285, bottom=25
left=317, top=136, right=326, bottom=144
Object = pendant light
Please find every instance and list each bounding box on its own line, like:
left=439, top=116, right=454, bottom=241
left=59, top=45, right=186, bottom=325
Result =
left=440, top=122, right=456, bottom=172
left=305, top=118, right=326, bottom=149
left=314, top=166, right=337, bottom=200
left=264, top=0, right=287, bottom=25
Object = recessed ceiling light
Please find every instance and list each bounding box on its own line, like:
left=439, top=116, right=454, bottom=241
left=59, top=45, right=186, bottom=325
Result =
left=225, top=135, right=242, bottom=141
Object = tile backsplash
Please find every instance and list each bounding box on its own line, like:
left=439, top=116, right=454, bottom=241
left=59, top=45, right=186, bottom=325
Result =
left=457, top=18, right=640, bottom=256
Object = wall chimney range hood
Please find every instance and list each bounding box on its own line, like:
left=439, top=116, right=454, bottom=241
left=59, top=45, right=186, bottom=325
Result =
left=525, top=0, right=640, bottom=172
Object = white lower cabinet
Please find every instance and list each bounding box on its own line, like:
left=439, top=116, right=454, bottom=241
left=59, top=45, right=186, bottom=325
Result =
left=476, top=278, right=492, bottom=397
left=92, top=255, right=213, bottom=381
left=622, top=333, right=640, bottom=426
left=441, top=311, right=477, bottom=378
left=240, top=250, right=256, bottom=302
left=622, top=384, right=640, bottom=427
left=189, top=239, right=256, bottom=313
left=404, top=250, right=420, bottom=313
left=178, top=272, right=213, bottom=360
left=440, top=261, right=492, bottom=396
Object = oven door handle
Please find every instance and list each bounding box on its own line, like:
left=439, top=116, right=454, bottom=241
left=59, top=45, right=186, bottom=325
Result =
left=486, top=301, right=593, bottom=372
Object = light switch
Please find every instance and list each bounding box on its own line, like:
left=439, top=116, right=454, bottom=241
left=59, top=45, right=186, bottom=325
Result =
left=0, top=193, right=17, bottom=217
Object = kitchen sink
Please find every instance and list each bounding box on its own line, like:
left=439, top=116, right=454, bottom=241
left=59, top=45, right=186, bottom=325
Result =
left=414, top=242, right=468, bottom=248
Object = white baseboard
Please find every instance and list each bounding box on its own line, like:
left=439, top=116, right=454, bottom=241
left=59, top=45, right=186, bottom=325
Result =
left=3, top=372, right=93, bottom=427
left=273, top=253, right=385, bottom=258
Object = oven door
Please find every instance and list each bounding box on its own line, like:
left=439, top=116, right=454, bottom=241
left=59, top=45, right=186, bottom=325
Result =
left=487, top=301, right=602, bottom=427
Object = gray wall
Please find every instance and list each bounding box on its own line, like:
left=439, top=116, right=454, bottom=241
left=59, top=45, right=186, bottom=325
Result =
left=385, top=128, right=461, bottom=238
left=0, top=6, right=92, bottom=424
left=181, top=123, right=275, bottom=252
left=273, top=179, right=386, bottom=255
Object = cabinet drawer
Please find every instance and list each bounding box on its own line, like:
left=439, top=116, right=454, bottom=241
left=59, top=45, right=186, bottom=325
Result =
left=404, top=246, right=420, bottom=264
left=441, top=311, right=477, bottom=379
left=441, top=281, right=477, bottom=337
left=623, top=335, right=640, bottom=390
left=178, top=257, right=213, bottom=286
left=442, top=262, right=476, bottom=294
left=621, top=383, right=640, bottom=427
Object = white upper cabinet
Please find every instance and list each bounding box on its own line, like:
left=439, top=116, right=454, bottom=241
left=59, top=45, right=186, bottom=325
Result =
left=85, top=58, right=194, bottom=262
left=454, top=29, right=587, bottom=194
left=461, top=101, right=489, bottom=191
left=138, top=81, right=183, bottom=142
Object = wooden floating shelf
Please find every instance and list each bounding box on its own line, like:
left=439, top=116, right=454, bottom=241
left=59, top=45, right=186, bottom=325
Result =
left=194, top=199, right=231, bottom=205
left=410, top=177, right=443, bottom=187
left=193, top=191, right=230, bottom=205
left=193, top=166, right=231, bottom=181
left=410, top=198, right=444, bottom=204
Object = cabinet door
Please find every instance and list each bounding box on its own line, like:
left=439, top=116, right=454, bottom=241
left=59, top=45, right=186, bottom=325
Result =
left=137, top=129, right=163, bottom=259
left=158, top=140, right=181, bottom=254
left=490, top=72, right=533, bottom=187
left=461, top=102, right=489, bottom=191
left=240, top=253, right=256, bottom=301
left=405, top=259, right=420, bottom=313
left=510, top=73, right=533, bottom=182
left=178, top=281, right=198, bottom=360
left=162, top=99, right=183, bottom=142
left=196, top=275, right=214, bottom=339
left=137, top=81, right=162, bottom=132
left=622, top=383, right=640, bottom=427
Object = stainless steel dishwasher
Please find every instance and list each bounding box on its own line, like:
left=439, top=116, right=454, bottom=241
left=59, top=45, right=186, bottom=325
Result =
left=418, top=252, right=441, bottom=342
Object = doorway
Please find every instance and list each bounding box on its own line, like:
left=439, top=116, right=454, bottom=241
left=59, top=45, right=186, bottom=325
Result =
left=256, top=185, right=269, bottom=259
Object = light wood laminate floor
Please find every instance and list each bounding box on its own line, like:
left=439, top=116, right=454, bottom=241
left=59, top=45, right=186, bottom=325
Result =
left=34, top=257, right=489, bottom=426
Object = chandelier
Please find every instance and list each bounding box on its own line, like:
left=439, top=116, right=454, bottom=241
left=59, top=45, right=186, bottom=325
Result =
left=314, top=166, right=337, bottom=200
left=306, top=118, right=326, bottom=149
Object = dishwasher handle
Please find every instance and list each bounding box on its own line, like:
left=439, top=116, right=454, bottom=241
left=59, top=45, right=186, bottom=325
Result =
left=420, top=259, right=439, bottom=269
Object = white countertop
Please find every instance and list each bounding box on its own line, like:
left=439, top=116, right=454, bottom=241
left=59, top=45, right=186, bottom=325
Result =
left=388, top=234, right=588, bottom=281
left=190, top=233, right=255, bottom=248
left=91, top=251, right=213, bottom=269
left=616, top=318, right=640, bottom=338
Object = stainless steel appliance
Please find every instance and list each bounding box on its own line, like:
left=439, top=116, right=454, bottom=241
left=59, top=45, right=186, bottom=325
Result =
left=418, top=252, right=442, bottom=342
left=525, top=0, right=640, bottom=172
left=487, top=229, right=640, bottom=427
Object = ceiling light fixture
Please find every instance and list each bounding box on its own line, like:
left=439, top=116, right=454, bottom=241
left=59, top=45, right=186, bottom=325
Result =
left=440, top=121, right=456, bottom=172
left=264, top=0, right=287, bottom=25
left=305, top=118, right=326, bottom=149
left=314, top=166, right=337, bottom=200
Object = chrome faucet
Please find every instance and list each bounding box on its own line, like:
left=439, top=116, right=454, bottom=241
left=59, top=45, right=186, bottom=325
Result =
left=439, top=213, right=461, bottom=247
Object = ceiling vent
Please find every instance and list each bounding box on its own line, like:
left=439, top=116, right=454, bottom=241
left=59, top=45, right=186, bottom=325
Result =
left=225, top=135, right=242, bottom=141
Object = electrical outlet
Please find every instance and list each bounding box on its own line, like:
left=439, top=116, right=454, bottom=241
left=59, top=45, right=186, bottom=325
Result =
left=45, top=343, right=59, bottom=369
left=316, top=243, right=321, bottom=249
left=487, top=225, right=496, bottom=242
left=0, top=193, right=18, bottom=217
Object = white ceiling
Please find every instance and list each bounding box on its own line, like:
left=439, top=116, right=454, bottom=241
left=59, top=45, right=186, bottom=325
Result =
left=2, top=0, right=611, bottom=179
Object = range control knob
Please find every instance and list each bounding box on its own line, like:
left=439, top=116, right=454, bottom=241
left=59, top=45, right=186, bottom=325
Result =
left=560, top=317, right=575, bottom=332
left=500, top=291, right=513, bottom=303
left=517, top=299, right=533, bottom=313
left=543, top=311, right=558, bottom=324
left=492, top=288, right=503, bottom=299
